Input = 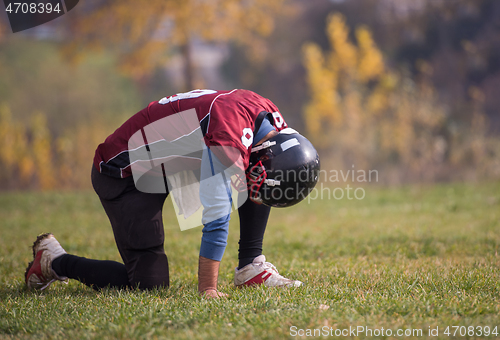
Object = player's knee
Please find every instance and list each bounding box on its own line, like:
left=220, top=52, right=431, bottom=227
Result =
left=130, top=252, right=169, bottom=290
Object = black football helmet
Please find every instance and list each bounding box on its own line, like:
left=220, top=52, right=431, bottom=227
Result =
left=245, top=128, right=320, bottom=207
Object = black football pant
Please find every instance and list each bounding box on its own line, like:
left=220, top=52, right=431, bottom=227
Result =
left=52, top=166, right=270, bottom=290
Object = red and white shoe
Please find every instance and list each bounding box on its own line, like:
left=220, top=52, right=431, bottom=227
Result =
left=25, top=233, right=68, bottom=290
left=234, top=255, right=303, bottom=288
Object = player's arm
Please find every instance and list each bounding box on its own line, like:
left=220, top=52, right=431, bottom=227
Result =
left=198, top=147, right=233, bottom=298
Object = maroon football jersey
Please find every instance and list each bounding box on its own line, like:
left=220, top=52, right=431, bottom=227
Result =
left=93, top=89, right=287, bottom=178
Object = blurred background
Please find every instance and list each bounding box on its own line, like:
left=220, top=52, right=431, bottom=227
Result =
left=0, top=0, right=499, bottom=190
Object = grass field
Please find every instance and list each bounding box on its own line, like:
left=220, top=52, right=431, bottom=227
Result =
left=0, top=182, right=499, bottom=339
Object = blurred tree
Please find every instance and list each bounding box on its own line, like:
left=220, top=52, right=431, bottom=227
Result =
left=303, top=13, right=385, bottom=147
left=62, top=0, right=288, bottom=90
left=31, top=113, right=56, bottom=190
left=221, top=0, right=322, bottom=130
left=333, top=0, right=500, bottom=128
left=224, top=0, right=500, bottom=134
left=0, top=40, right=140, bottom=135
left=302, top=12, right=499, bottom=183
left=0, top=105, right=34, bottom=189
left=0, top=40, right=142, bottom=190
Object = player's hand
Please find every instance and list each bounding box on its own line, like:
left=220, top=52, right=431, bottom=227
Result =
left=200, top=289, right=228, bottom=299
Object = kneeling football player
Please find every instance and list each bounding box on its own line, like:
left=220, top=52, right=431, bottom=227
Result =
left=25, top=89, right=320, bottom=298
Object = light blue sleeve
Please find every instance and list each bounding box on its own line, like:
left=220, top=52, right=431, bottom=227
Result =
left=199, top=120, right=273, bottom=261
left=198, top=147, right=232, bottom=261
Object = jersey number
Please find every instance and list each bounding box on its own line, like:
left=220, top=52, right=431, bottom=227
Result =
left=241, top=128, right=253, bottom=149
left=272, top=111, right=286, bottom=129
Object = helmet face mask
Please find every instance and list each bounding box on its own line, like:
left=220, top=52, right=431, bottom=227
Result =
left=246, top=160, right=267, bottom=204
left=246, top=129, right=320, bottom=207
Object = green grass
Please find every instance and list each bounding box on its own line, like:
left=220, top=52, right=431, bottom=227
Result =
left=1, top=182, right=499, bottom=339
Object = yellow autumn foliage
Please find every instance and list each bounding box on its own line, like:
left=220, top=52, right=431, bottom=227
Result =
left=0, top=105, right=35, bottom=187
left=31, top=113, right=56, bottom=190
left=0, top=106, right=113, bottom=190
left=302, top=12, right=499, bottom=183
left=65, top=0, right=289, bottom=80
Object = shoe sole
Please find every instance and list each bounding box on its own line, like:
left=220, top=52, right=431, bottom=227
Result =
left=24, top=233, right=53, bottom=284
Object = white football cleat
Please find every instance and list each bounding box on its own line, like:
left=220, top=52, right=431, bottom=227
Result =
left=25, top=233, right=68, bottom=290
left=234, top=255, right=303, bottom=288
